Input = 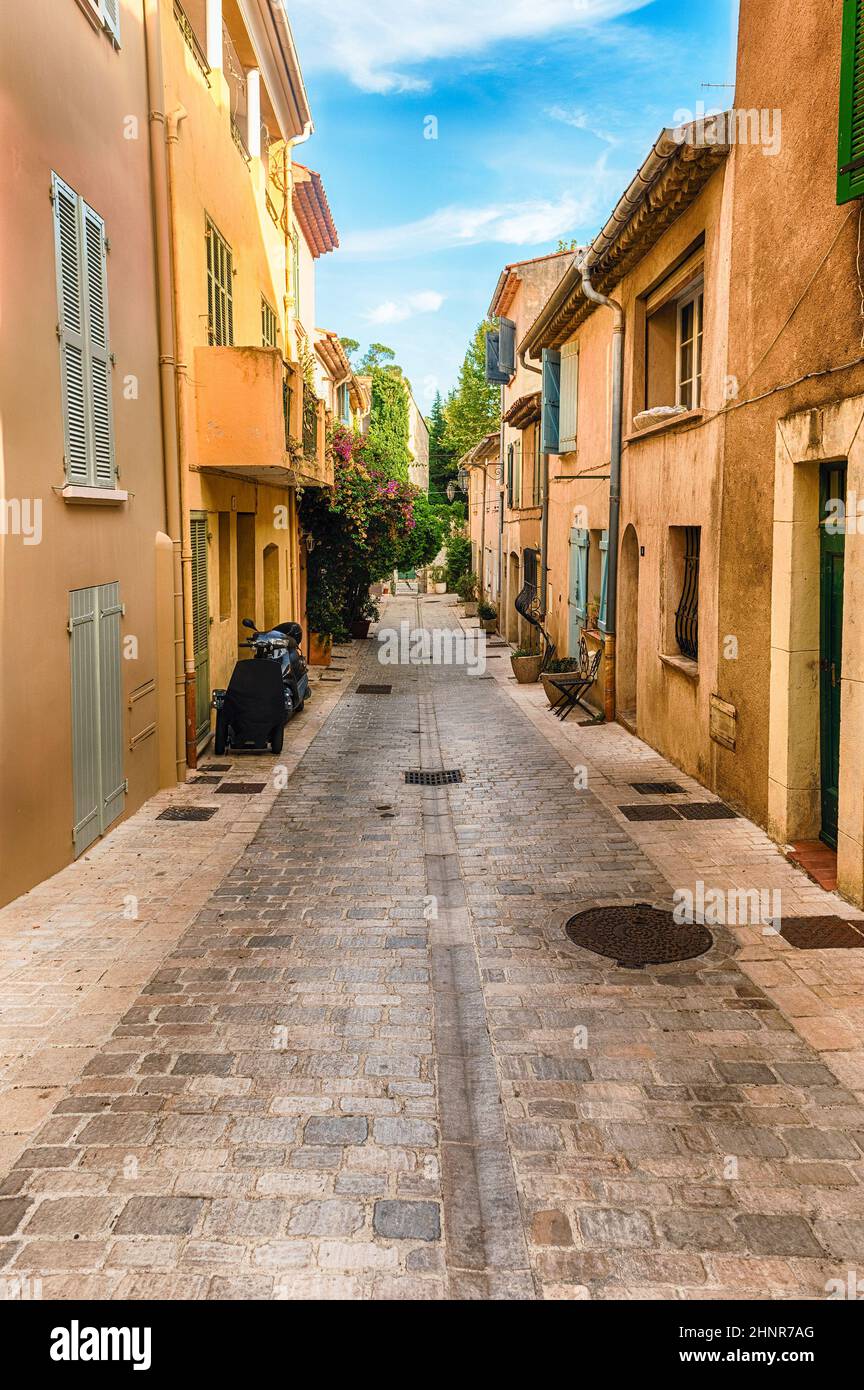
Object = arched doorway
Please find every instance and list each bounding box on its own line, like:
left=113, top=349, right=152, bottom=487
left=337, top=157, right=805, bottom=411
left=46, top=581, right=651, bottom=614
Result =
left=618, top=524, right=639, bottom=726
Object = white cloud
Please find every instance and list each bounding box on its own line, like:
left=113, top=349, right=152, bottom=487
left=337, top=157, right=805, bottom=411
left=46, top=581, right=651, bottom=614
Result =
left=366, top=290, right=445, bottom=324
left=546, top=105, right=620, bottom=145
left=343, top=192, right=596, bottom=259
left=285, top=0, right=653, bottom=93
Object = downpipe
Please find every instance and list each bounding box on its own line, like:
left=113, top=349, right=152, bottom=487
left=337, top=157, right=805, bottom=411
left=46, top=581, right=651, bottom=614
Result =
left=519, top=346, right=551, bottom=635
left=579, top=260, right=624, bottom=723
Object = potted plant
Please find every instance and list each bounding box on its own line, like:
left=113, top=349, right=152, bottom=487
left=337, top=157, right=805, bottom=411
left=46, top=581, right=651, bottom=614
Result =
left=478, top=600, right=497, bottom=632
left=429, top=564, right=447, bottom=594
left=587, top=595, right=601, bottom=630
left=349, top=596, right=380, bottom=640
left=540, top=656, right=581, bottom=705
left=456, top=571, right=479, bottom=617
left=511, top=647, right=542, bottom=683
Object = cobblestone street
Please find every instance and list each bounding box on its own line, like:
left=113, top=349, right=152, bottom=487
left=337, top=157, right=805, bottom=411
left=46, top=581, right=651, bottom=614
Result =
left=2, top=594, right=864, bottom=1300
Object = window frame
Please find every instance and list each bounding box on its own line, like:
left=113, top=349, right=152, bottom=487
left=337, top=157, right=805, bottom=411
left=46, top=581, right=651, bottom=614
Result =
left=206, top=215, right=235, bottom=347
left=261, top=295, right=278, bottom=348
left=675, top=279, right=704, bottom=410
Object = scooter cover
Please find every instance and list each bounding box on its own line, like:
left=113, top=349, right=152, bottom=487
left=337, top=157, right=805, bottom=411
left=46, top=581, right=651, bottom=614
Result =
left=225, top=659, right=285, bottom=742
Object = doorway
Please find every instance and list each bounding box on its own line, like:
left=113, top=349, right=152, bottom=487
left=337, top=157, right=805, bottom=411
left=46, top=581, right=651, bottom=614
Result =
left=190, top=514, right=211, bottom=743
left=236, top=512, right=256, bottom=655
left=618, top=524, right=640, bottom=724
left=819, top=463, right=846, bottom=848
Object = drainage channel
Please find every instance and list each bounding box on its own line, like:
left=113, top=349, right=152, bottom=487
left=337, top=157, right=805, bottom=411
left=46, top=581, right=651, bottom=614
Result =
left=412, top=594, right=536, bottom=1300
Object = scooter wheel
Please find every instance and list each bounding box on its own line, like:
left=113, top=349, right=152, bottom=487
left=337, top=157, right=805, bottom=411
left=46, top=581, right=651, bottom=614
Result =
left=214, top=707, right=229, bottom=756
left=270, top=724, right=284, bottom=754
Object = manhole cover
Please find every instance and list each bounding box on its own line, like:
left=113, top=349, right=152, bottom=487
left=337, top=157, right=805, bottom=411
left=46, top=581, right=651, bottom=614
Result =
left=780, top=917, right=864, bottom=949
left=157, top=807, right=218, bottom=822
left=630, top=781, right=685, bottom=795
left=565, top=903, right=713, bottom=968
left=357, top=684, right=392, bottom=694
left=678, top=802, right=738, bottom=820
left=405, top=769, right=463, bottom=786
left=215, top=783, right=267, bottom=794
left=618, top=804, right=682, bottom=822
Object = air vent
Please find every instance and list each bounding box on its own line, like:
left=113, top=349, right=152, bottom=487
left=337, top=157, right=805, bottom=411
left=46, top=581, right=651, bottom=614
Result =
left=157, top=807, right=219, bottom=822
left=405, top=770, right=464, bottom=786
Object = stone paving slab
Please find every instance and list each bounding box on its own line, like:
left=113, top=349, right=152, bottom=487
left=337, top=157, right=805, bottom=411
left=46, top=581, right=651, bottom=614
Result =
left=1, top=596, right=864, bottom=1300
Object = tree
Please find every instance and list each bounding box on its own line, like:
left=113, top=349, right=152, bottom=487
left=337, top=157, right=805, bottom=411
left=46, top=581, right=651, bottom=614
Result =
left=443, top=319, right=501, bottom=461
left=358, top=342, right=396, bottom=374
left=340, top=337, right=360, bottom=360
left=427, top=391, right=457, bottom=507
left=365, top=367, right=411, bottom=480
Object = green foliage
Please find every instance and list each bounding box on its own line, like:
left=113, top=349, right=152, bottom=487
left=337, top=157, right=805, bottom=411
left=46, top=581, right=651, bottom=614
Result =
left=478, top=600, right=497, bottom=621
left=427, top=391, right=457, bottom=506
left=443, top=319, right=501, bottom=461
left=340, top=337, right=360, bottom=359
left=455, top=571, right=479, bottom=602
left=300, top=426, right=441, bottom=639
left=357, top=342, right=396, bottom=373
left=365, top=367, right=411, bottom=480
left=444, top=534, right=472, bottom=590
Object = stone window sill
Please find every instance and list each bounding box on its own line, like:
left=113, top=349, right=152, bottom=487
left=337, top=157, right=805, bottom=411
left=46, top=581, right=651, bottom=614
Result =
left=625, top=409, right=704, bottom=443
left=659, top=652, right=699, bottom=680
left=60, top=485, right=128, bottom=506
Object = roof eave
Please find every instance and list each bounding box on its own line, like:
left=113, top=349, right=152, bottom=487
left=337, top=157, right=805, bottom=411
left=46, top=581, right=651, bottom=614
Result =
left=240, top=0, right=313, bottom=142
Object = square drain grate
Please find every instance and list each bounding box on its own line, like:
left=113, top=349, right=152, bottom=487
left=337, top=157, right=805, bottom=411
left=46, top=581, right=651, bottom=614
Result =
left=157, top=806, right=218, bottom=822
left=189, top=775, right=222, bottom=785
left=357, top=684, right=392, bottom=694
left=630, top=781, right=685, bottom=795
left=677, top=802, right=738, bottom=820
left=618, top=804, right=682, bottom=822
left=200, top=763, right=232, bottom=772
left=781, top=917, right=864, bottom=949
left=405, top=769, right=464, bottom=786
left=215, top=782, right=267, bottom=795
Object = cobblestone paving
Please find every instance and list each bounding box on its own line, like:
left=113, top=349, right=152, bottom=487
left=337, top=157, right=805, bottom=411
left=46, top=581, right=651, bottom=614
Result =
left=2, top=595, right=864, bottom=1299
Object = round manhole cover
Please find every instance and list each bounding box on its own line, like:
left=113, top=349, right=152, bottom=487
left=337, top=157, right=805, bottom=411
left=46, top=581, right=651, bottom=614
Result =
left=565, top=903, right=713, bottom=968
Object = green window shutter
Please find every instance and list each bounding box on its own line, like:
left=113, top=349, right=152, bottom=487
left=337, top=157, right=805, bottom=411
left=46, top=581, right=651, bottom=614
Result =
left=97, top=582, right=125, bottom=830
left=570, top=527, right=589, bottom=624
left=598, top=530, right=609, bottom=632
left=53, top=174, right=89, bottom=484
left=69, top=587, right=102, bottom=855
left=541, top=349, right=561, bottom=453
left=838, top=0, right=864, bottom=203
left=82, top=203, right=115, bottom=486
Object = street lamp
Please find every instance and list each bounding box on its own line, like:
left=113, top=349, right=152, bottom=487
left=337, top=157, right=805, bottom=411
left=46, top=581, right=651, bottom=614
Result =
left=457, top=465, right=469, bottom=493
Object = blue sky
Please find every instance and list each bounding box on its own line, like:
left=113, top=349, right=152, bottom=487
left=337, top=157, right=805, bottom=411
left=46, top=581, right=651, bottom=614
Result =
left=286, top=0, right=740, bottom=412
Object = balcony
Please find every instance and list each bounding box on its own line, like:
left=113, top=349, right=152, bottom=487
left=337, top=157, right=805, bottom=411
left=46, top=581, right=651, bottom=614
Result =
left=193, top=347, right=332, bottom=488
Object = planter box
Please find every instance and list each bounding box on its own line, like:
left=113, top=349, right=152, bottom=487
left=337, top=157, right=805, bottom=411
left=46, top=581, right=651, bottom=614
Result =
left=435, top=582, right=446, bottom=594
left=350, top=618, right=371, bottom=640
left=511, top=654, right=542, bottom=684
left=308, top=631, right=332, bottom=666
left=462, top=601, right=478, bottom=617
left=481, top=618, right=497, bottom=633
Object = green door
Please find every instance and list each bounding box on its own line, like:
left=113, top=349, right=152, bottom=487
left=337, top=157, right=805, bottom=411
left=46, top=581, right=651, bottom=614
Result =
left=190, top=515, right=211, bottom=744
left=819, top=464, right=846, bottom=849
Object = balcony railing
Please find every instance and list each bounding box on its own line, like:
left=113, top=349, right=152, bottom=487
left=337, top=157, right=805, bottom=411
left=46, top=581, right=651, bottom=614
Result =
left=173, top=0, right=211, bottom=85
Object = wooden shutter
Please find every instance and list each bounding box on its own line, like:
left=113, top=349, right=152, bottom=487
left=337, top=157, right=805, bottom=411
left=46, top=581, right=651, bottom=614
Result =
left=506, top=442, right=514, bottom=507
left=498, top=318, right=516, bottom=376
left=485, top=329, right=509, bottom=384
left=541, top=349, right=561, bottom=453
left=559, top=341, right=579, bottom=452
left=598, top=530, right=609, bottom=632
left=69, top=587, right=102, bottom=855
left=838, top=0, right=864, bottom=203
left=570, top=528, right=589, bottom=624
left=101, top=0, right=121, bottom=44
left=513, top=438, right=522, bottom=508
left=98, top=582, right=125, bottom=829
left=53, top=175, right=90, bottom=484
left=82, top=204, right=115, bottom=485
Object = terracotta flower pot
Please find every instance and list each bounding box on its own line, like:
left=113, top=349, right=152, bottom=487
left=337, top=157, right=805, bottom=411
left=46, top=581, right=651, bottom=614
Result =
left=511, top=654, right=542, bottom=684
left=308, top=631, right=332, bottom=666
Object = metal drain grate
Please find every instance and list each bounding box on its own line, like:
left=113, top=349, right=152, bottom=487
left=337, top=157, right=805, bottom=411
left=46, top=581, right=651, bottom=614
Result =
left=566, top=903, right=713, bottom=968
left=618, top=804, right=682, bottom=822
left=189, top=776, right=222, bottom=786
left=157, top=806, right=218, bottom=822
left=677, top=802, right=738, bottom=820
left=781, top=917, right=864, bottom=950
left=405, top=769, right=464, bottom=786
left=356, top=684, right=392, bottom=694
left=200, top=763, right=232, bottom=772
left=630, top=781, right=685, bottom=795
left=215, top=783, right=267, bottom=795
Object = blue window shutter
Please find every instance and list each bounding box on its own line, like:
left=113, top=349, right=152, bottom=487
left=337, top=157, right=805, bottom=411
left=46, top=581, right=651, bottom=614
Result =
left=541, top=349, right=561, bottom=453
left=498, top=318, right=516, bottom=375
left=570, top=528, right=589, bottom=624
left=598, top=530, right=609, bottom=631
left=485, top=329, right=509, bottom=384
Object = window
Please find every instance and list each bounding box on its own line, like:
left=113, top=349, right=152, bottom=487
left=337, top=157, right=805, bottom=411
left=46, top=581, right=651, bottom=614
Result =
left=261, top=296, right=278, bottom=348
left=52, top=173, right=115, bottom=488
left=676, top=284, right=703, bottom=409
left=666, top=525, right=701, bottom=662
left=83, top=0, right=121, bottom=44
left=69, top=582, right=125, bottom=856
left=559, top=340, right=579, bottom=452
left=206, top=216, right=234, bottom=346
left=337, top=382, right=351, bottom=426
left=838, top=0, right=864, bottom=203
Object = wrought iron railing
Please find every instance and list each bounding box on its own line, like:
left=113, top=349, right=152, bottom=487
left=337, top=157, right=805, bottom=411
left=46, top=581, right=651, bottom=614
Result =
left=231, top=118, right=251, bottom=164
left=675, top=526, right=701, bottom=660
left=514, top=549, right=556, bottom=667
left=173, top=0, right=211, bottom=84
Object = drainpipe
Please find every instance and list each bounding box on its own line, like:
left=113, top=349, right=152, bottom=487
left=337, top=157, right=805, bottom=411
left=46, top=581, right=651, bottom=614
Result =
left=143, top=0, right=187, bottom=781
left=498, top=384, right=505, bottom=611
left=579, top=258, right=624, bottom=723
left=164, top=105, right=199, bottom=771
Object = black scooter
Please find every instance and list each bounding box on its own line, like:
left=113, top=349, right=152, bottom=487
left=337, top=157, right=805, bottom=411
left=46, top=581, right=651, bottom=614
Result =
left=212, top=619, right=311, bottom=756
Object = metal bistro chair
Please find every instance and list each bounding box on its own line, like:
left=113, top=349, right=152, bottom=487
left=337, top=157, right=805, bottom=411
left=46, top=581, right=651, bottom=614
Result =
left=547, top=635, right=602, bottom=722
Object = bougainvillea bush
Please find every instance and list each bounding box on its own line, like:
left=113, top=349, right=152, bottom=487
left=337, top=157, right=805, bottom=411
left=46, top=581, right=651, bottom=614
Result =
left=300, top=425, right=443, bottom=641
